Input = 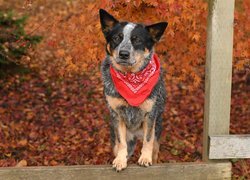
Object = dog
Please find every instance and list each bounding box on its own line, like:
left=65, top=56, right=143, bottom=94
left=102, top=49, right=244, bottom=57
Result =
left=99, top=9, right=167, bottom=171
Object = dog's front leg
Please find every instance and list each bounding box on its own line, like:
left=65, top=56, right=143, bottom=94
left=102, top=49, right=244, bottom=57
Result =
left=138, top=118, right=155, bottom=167
left=112, top=119, right=128, bottom=171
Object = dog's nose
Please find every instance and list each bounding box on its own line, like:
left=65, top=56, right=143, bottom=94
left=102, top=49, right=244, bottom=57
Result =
left=119, top=50, right=130, bottom=60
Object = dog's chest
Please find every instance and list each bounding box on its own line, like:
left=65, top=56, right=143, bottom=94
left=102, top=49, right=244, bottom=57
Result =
left=106, top=95, right=155, bottom=130
left=117, top=106, right=143, bottom=130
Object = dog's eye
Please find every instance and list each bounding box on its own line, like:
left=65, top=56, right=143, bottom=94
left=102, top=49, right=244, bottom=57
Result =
left=112, top=33, right=123, bottom=43
left=131, top=36, right=142, bottom=44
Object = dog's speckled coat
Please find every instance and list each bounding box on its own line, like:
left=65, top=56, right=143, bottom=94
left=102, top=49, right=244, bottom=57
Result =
left=99, top=9, right=167, bottom=171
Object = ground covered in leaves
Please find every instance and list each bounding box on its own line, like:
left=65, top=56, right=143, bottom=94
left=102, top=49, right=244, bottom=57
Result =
left=1, top=66, right=249, bottom=178
left=0, top=0, right=249, bottom=179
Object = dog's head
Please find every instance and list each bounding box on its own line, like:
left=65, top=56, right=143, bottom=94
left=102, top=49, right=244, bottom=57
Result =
left=99, top=9, right=167, bottom=73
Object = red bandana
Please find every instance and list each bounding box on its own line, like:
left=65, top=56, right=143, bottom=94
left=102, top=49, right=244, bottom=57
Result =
left=110, top=54, right=160, bottom=106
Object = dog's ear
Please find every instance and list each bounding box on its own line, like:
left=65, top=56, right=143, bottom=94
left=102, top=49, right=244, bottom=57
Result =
left=99, top=9, right=119, bottom=36
left=146, top=22, right=168, bottom=42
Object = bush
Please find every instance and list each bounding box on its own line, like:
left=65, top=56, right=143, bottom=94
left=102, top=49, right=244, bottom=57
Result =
left=0, top=11, right=41, bottom=67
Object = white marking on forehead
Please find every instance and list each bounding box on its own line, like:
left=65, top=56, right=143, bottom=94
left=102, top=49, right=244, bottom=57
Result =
left=118, top=23, right=136, bottom=52
left=123, top=23, right=136, bottom=38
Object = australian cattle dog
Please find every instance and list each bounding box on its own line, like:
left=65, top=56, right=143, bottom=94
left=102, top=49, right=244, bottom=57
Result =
left=99, top=9, right=167, bottom=171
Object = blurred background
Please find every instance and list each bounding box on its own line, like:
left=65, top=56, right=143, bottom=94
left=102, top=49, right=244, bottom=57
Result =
left=0, top=0, right=249, bottom=178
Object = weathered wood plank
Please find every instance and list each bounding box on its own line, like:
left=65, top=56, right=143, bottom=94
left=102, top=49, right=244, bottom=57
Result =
left=209, top=135, right=250, bottom=159
left=203, top=0, right=235, bottom=161
left=0, top=162, right=231, bottom=180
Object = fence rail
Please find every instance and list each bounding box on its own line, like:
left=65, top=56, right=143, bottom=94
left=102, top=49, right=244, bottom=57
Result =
left=209, top=135, right=250, bottom=159
left=0, top=162, right=231, bottom=180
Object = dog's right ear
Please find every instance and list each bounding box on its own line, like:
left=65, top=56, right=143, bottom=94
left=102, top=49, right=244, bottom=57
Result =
left=99, top=9, right=119, bottom=36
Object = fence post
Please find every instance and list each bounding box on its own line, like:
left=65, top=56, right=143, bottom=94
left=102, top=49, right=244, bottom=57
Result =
left=202, top=0, right=235, bottom=161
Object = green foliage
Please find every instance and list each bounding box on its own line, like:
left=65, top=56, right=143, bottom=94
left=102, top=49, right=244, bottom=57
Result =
left=0, top=11, right=42, bottom=66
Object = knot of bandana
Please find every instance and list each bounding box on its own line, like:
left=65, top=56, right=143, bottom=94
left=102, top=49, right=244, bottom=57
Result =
left=110, top=54, right=160, bottom=106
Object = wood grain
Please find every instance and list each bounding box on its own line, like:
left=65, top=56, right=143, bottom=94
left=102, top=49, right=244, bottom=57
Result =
left=209, top=135, right=250, bottom=159
left=0, top=162, right=232, bottom=180
left=203, top=0, right=235, bottom=161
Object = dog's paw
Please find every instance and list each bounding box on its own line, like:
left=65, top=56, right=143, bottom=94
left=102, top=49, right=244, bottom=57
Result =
left=112, top=156, right=127, bottom=172
left=138, top=153, right=152, bottom=167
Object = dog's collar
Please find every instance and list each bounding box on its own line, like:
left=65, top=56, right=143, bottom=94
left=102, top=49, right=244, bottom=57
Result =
left=110, top=53, right=161, bottom=106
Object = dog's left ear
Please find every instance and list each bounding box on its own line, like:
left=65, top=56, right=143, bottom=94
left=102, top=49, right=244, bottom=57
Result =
left=99, top=9, right=119, bottom=36
left=146, top=22, right=168, bottom=42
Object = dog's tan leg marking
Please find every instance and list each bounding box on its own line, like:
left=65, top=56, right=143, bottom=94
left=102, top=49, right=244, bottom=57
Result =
left=113, top=137, right=119, bottom=157
left=106, top=96, right=127, bottom=111
left=152, top=139, right=159, bottom=164
left=140, top=98, right=156, bottom=112
left=112, top=120, right=128, bottom=171
left=138, top=120, right=155, bottom=167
